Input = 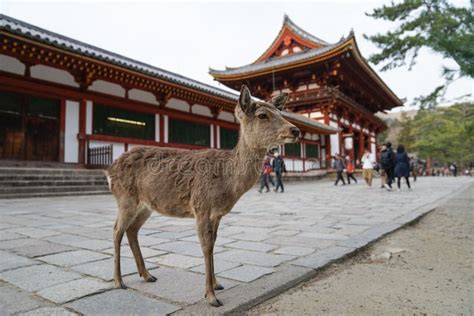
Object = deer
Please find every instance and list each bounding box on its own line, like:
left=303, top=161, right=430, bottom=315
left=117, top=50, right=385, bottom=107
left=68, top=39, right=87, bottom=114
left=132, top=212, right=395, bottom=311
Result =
left=106, top=85, right=300, bottom=307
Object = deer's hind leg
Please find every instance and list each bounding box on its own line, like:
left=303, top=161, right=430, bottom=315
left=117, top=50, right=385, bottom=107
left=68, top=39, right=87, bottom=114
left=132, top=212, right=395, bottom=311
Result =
left=113, top=198, right=139, bottom=289
left=126, top=208, right=156, bottom=282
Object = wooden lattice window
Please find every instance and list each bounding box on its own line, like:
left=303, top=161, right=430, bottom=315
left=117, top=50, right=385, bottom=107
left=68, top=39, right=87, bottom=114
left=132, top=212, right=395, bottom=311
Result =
left=93, top=104, right=154, bottom=140
left=168, top=118, right=210, bottom=147
left=306, top=143, right=319, bottom=158
left=220, top=127, right=239, bottom=150
left=285, top=143, right=301, bottom=157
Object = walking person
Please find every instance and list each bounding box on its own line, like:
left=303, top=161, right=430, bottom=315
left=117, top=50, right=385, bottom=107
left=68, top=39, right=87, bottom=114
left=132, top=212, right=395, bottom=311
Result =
left=272, top=151, right=286, bottom=193
left=258, top=158, right=272, bottom=193
left=409, top=157, right=418, bottom=182
left=395, top=144, right=411, bottom=191
left=333, top=154, right=346, bottom=186
left=361, top=149, right=375, bottom=187
left=345, top=156, right=357, bottom=184
left=380, top=142, right=395, bottom=191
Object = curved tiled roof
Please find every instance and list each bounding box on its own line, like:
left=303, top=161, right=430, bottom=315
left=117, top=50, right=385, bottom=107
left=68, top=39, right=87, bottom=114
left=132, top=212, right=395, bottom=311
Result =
left=0, top=14, right=237, bottom=102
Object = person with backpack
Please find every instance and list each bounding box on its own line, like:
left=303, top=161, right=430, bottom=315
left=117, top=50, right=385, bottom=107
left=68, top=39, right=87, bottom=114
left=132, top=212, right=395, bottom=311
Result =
left=258, top=157, right=273, bottom=193
left=333, top=154, right=346, bottom=186
left=395, top=144, right=411, bottom=191
left=380, top=142, right=396, bottom=191
left=345, top=156, right=357, bottom=184
left=272, top=151, right=287, bottom=193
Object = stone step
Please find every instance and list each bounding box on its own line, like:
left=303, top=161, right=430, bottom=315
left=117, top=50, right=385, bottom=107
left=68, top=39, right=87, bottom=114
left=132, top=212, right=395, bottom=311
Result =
left=0, top=174, right=106, bottom=181
left=0, top=179, right=108, bottom=187
left=0, top=190, right=111, bottom=199
left=0, top=167, right=106, bottom=176
left=0, top=185, right=109, bottom=195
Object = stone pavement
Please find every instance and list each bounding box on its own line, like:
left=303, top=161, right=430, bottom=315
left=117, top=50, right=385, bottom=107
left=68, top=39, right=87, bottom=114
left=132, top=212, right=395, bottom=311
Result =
left=0, top=177, right=471, bottom=315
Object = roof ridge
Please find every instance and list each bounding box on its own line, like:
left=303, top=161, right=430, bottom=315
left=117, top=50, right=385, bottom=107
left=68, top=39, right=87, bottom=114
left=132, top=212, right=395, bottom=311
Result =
left=283, top=14, right=329, bottom=46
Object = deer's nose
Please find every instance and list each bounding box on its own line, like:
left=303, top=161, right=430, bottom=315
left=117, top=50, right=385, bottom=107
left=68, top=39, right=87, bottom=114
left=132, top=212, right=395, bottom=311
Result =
left=291, top=127, right=300, bottom=138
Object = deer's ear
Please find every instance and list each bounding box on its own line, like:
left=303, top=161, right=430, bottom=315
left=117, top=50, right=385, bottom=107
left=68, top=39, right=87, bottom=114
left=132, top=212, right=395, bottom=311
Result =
left=239, top=85, right=254, bottom=114
left=272, top=93, right=289, bottom=111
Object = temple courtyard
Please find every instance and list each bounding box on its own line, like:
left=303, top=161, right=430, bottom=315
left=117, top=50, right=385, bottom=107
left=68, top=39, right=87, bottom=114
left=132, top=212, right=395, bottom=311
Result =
left=0, top=176, right=472, bottom=315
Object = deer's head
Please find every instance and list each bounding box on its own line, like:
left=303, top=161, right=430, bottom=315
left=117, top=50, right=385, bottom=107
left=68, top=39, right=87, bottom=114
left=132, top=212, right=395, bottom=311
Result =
left=235, top=85, right=300, bottom=149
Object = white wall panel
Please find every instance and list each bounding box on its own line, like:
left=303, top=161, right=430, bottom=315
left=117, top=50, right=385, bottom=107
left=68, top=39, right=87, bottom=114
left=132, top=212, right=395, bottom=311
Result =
left=64, top=100, right=79, bottom=163
left=0, top=54, right=25, bottom=75
left=88, top=80, right=125, bottom=97
left=30, top=64, right=78, bottom=87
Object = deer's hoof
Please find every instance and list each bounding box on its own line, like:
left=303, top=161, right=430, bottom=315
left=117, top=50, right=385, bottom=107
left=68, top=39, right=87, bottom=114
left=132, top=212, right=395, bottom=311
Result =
left=115, top=282, right=127, bottom=290
left=145, top=275, right=157, bottom=282
left=214, top=283, right=224, bottom=290
left=208, top=298, right=223, bottom=307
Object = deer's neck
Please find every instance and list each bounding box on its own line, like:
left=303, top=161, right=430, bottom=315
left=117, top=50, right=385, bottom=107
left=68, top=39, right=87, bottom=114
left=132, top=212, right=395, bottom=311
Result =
left=230, top=136, right=267, bottom=196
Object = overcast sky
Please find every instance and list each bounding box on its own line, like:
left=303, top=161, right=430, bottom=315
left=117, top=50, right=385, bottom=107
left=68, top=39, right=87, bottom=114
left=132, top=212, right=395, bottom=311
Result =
left=2, top=0, right=472, bottom=112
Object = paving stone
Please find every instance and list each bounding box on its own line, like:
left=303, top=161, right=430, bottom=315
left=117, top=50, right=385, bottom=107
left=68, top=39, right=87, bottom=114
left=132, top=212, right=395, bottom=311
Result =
left=70, top=257, right=149, bottom=281
left=102, top=246, right=167, bottom=259
left=0, top=238, right=45, bottom=250
left=13, top=241, right=76, bottom=258
left=190, top=259, right=241, bottom=274
left=124, top=266, right=238, bottom=304
left=7, top=227, right=60, bottom=239
left=0, top=264, right=81, bottom=292
left=37, top=278, right=112, bottom=303
left=231, top=232, right=271, bottom=241
left=66, top=239, right=113, bottom=251
left=19, top=307, right=78, bottom=316
left=270, top=230, right=300, bottom=236
left=152, top=253, right=203, bottom=269
left=180, top=235, right=236, bottom=246
left=0, top=282, right=51, bottom=315
left=149, top=230, right=195, bottom=240
left=0, top=250, right=38, bottom=272
left=0, top=231, right=24, bottom=241
left=291, top=246, right=355, bottom=269
left=123, top=235, right=170, bottom=246
left=266, top=235, right=336, bottom=249
left=217, top=265, right=274, bottom=283
left=37, top=250, right=111, bottom=267
left=298, top=232, right=348, bottom=240
left=65, top=289, right=179, bottom=315
left=215, top=249, right=295, bottom=267
left=225, top=241, right=277, bottom=252
left=274, top=246, right=315, bottom=256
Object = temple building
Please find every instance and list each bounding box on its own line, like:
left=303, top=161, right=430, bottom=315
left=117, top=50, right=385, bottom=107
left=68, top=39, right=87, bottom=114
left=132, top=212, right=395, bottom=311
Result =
left=0, top=14, right=337, bottom=171
left=210, top=15, right=403, bottom=164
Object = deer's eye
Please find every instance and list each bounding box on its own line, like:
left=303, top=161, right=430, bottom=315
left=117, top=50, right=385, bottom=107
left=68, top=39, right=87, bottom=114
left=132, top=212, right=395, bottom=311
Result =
left=257, top=113, right=268, bottom=120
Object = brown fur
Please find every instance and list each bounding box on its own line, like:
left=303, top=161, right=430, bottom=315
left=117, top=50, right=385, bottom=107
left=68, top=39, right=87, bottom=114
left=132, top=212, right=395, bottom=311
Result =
left=108, top=85, right=299, bottom=307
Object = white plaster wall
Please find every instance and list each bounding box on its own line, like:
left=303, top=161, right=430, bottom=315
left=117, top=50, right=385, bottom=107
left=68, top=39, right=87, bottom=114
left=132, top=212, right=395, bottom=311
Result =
left=306, top=158, right=321, bottom=170
left=330, top=121, right=340, bottom=156
left=216, top=126, right=221, bottom=149
left=155, top=114, right=160, bottom=142
left=0, top=54, right=25, bottom=75
left=312, top=134, right=320, bottom=141
left=218, top=111, right=235, bottom=122
left=88, top=141, right=125, bottom=161
left=88, top=80, right=125, bottom=97
left=320, top=134, right=325, bottom=146
left=164, top=115, right=169, bottom=143
left=166, top=98, right=189, bottom=112
left=308, top=83, right=319, bottom=89
left=192, top=104, right=212, bottom=117
left=64, top=100, right=79, bottom=163
left=86, top=100, right=93, bottom=135
left=210, top=124, right=214, bottom=148
left=129, top=89, right=159, bottom=105
left=371, top=142, right=377, bottom=155
left=286, top=159, right=304, bottom=172
left=30, top=64, right=79, bottom=87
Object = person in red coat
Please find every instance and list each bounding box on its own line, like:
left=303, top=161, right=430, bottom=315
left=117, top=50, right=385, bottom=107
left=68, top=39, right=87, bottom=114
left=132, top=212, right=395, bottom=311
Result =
left=345, top=156, right=358, bottom=184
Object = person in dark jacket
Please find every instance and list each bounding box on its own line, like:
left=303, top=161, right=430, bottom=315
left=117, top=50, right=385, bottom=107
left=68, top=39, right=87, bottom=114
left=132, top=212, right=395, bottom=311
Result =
left=395, top=144, right=411, bottom=191
left=380, top=142, right=396, bottom=191
left=272, top=152, right=287, bottom=193
left=333, top=154, right=346, bottom=186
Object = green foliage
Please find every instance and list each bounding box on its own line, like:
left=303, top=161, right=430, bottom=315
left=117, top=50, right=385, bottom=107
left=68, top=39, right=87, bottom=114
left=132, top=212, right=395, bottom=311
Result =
left=395, top=102, right=474, bottom=166
left=365, top=0, right=474, bottom=107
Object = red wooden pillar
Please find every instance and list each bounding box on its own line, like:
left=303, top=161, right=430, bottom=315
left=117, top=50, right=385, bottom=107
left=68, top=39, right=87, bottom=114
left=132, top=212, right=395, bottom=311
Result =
left=359, top=129, right=365, bottom=159
left=78, top=98, right=87, bottom=165
left=58, top=99, right=66, bottom=163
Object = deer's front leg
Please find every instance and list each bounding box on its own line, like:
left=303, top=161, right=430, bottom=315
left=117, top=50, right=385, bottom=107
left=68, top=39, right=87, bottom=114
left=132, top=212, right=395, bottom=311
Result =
left=196, top=215, right=222, bottom=307
left=212, top=217, right=223, bottom=291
